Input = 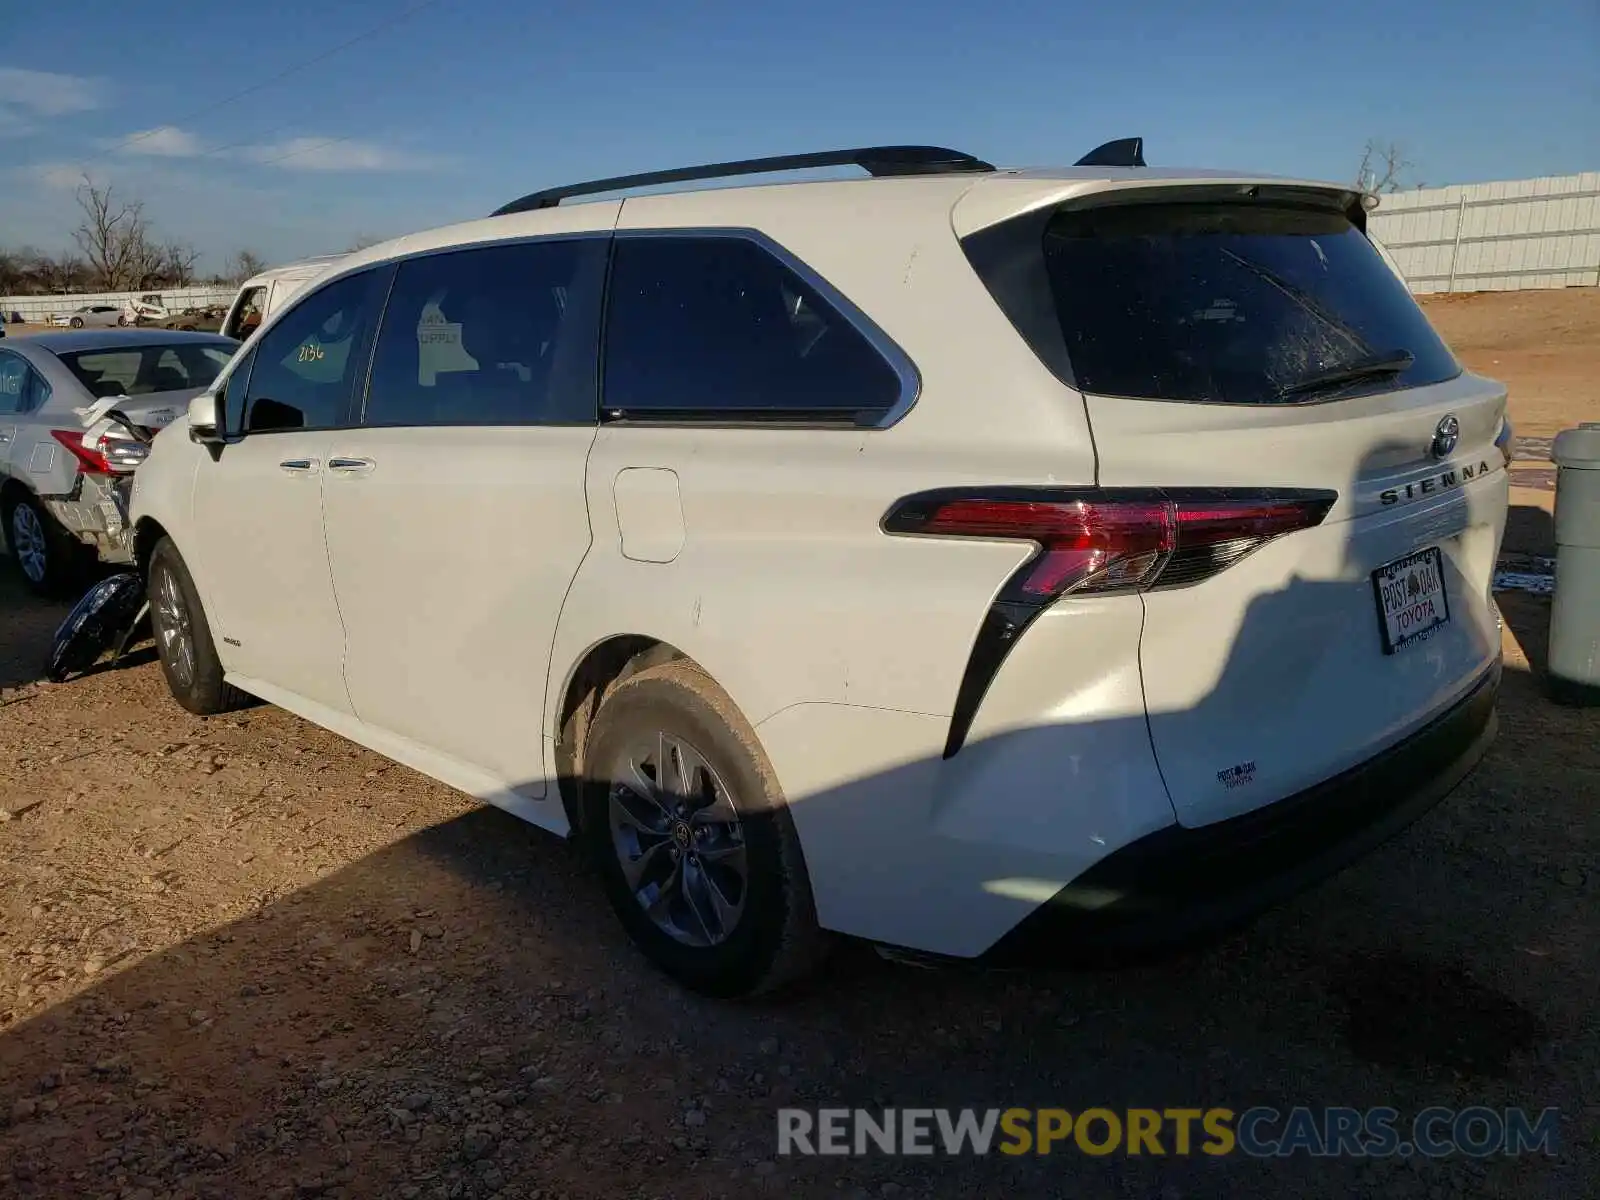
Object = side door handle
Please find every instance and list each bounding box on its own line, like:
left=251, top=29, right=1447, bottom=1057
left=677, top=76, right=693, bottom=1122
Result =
left=327, top=457, right=375, bottom=474
left=279, top=458, right=319, bottom=473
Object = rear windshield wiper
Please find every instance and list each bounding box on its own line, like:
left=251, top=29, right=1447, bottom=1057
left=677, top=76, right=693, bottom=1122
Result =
left=1277, top=350, right=1415, bottom=399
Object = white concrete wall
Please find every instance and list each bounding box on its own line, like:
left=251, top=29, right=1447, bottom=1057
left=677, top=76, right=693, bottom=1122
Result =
left=1368, top=172, right=1600, bottom=294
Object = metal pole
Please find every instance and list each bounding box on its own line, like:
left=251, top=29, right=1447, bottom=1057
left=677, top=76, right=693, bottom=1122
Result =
left=1445, top=194, right=1468, bottom=293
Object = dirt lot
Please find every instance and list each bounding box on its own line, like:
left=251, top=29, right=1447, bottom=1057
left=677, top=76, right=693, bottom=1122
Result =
left=1, top=289, right=1598, bottom=1200
left=1419, top=287, right=1600, bottom=557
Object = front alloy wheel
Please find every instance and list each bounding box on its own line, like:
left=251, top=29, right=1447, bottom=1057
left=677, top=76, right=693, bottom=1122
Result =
left=145, top=537, right=246, bottom=715
left=149, top=561, right=196, bottom=690
left=607, top=731, right=749, bottom=947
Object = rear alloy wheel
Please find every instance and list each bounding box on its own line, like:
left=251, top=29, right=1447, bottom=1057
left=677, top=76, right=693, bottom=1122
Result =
left=4, top=491, right=84, bottom=597
left=607, top=730, right=750, bottom=948
left=582, top=661, right=828, bottom=997
left=147, top=537, right=246, bottom=715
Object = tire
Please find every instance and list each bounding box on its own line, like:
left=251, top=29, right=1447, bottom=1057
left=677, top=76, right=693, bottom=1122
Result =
left=3, top=490, right=86, bottom=598
left=146, top=537, right=247, bottom=715
left=581, top=661, right=828, bottom=997
left=116, top=314, right=128, bottom=327
left=69, top=316, right=84, bottom=329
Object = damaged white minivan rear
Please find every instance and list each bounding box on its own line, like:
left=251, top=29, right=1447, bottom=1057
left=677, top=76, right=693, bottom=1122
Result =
left=125, top=143, right=1507, bottom=996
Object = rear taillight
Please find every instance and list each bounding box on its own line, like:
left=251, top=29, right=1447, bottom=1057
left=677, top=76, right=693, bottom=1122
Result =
left=883, top=487, right=1336, bottom=756
left=51, top=429, right=115, bottom=475
left=1494, top=417, right=1515, bottom=467
left=50, top=429, right=147, bottom=476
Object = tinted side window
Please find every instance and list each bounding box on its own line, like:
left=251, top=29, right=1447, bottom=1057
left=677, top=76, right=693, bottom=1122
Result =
left=240, top=269, right=388, bottom=433
left=0, top=353, right=26, bottom=415
left=603, top=235, right=902, bottom=420
left=365, top=239, right=607, bottom=427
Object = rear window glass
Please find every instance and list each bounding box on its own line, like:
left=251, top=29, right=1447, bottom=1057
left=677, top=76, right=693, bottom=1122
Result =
left=1031, top=202, right=1459, bottom=405
left=58, top=343, right=235, bottom=398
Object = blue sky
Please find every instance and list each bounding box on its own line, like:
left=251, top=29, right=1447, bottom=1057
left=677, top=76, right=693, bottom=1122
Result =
left=4, top=0, right=1597, bottom=273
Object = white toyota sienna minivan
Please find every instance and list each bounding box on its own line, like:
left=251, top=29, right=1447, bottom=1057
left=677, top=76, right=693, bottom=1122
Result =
left=128, top=142, right=1509, bottom=996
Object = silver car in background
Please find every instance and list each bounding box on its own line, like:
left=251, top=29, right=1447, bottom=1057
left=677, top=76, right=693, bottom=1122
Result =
left=1, top=330, right=237, bottom=594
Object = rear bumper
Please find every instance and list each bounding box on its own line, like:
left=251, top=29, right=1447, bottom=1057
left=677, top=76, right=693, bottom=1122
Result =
left=44, top=474, right=136, bottom=563
left=981, top=659, right=1501, bottom=965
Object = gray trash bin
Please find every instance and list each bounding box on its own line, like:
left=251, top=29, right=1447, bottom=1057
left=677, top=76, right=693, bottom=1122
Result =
left=1548, top=423, right=1600, bottom=706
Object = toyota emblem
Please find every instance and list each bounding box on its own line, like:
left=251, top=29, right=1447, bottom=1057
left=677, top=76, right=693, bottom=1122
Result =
left=1430, top=415, right=1460, bottom=459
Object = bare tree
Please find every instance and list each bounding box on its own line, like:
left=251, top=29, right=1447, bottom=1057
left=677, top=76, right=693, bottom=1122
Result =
left=71, top=175, right=161, bottom=290
left=227, top=249, right=267, bottom=283
left=0, top=248, right=25, bottom=295
left=35, top=251, right=93, bottom=294
left=0, top=247, right=59, bottom=295
left=159, top=242, right=202, bottom=288
left=1356, top=139, right=1416, bottom=193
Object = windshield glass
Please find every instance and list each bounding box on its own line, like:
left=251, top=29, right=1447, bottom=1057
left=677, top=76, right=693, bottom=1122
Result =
left=1039, top=201, right=1460, bottom=405
left=57, top=342, right=237, bottom=398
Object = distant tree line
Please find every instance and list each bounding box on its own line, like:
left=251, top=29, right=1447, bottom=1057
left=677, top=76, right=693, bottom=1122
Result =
left=0, top=176, right=271, bottom=296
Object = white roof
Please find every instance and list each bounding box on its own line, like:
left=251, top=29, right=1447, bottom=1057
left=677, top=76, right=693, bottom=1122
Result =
left=330, top=164, right=1358, bottom=273
left=242, top=253, right=350, bottom=288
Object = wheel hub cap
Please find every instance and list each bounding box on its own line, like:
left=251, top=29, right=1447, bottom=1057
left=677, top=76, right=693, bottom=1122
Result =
left=607, top=731, right=748, bottom=948
left=150, top=565, right=195, bottom=688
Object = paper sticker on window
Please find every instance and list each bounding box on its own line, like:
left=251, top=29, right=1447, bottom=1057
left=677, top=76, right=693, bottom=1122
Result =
left=416, top=299, right=478, bottom=386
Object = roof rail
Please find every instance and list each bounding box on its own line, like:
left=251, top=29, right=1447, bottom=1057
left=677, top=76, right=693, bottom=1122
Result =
left=1075, top=137, right=1146, bottom=168
left=491, top=145, right=997, bottom=216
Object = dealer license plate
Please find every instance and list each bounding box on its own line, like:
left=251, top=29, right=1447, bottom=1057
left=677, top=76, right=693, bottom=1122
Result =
left=1372, top=547, right=1450, bottom=654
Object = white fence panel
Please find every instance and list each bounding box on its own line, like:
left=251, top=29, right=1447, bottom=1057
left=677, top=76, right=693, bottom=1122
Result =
left=1, top=284, right=238, bottom=324
left=1370, top=171, right=1600, bottom=293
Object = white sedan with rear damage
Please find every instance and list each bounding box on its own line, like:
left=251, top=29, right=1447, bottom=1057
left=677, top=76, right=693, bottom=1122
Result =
left=48, top=304, right=129, bottom=329
left=0, top=329, right=238, bottom=596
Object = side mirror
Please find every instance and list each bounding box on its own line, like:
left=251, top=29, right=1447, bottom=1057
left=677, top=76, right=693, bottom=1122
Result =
left=188, top=392, right=224, bottom=445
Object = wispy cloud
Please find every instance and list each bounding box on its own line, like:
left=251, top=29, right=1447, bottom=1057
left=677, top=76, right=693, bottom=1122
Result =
left=88, top=126, right=433, bottom=171
left=235, top=136, right=434, bottom=171
left=0, top=68, right=105, bottom=132
left=0, top=107, right=33, bottom=138
left=110, top=125, right=205, bottom=157
left=20, top=162, right=87, bottom=190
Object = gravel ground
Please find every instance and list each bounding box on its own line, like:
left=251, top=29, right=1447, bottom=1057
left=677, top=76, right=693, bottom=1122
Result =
left=1, top=289, right=1598, bottom=1199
